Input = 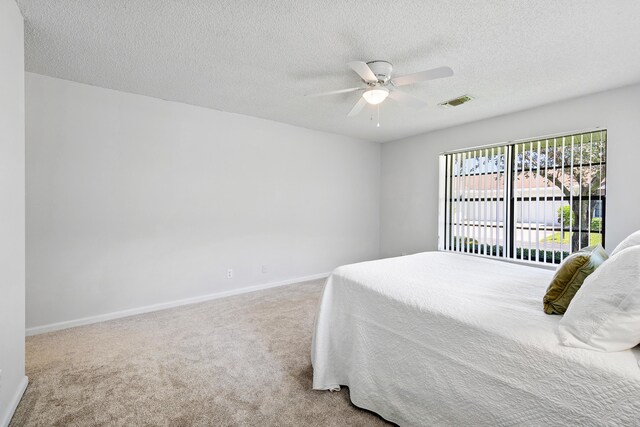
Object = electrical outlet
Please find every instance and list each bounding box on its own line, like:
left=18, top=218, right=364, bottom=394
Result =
left=227, top=269, right=233, bottom=279
left=261, top=264, right=268, bottom=274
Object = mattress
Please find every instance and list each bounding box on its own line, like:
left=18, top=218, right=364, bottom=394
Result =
left=311, top=251, right=640, bottom=426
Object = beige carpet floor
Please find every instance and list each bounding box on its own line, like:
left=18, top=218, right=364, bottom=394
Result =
left=11, top=279, right=392, bottom=426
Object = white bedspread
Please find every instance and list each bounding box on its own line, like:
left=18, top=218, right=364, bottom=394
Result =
left=311, top=252, right=640, bottom=426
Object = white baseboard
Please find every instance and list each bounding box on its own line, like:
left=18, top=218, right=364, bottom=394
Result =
left=26, top=272, right=330, bottom=336
left=0, top=375, right=28, bottom=427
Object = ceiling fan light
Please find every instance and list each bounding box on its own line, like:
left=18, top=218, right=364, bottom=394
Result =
left=362, top=88, right=389, bottom=105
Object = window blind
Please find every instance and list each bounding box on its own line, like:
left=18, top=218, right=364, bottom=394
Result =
left=440, top=129, right=606, bottom=264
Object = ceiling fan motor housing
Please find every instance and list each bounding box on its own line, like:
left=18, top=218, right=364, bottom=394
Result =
left=366, top=60, right=393, bottom=84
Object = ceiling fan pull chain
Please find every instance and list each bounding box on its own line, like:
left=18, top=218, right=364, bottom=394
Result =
left=377, top=104, right=380, bottom=127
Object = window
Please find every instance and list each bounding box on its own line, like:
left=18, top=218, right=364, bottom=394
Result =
left=438, top=129, right=606, bottom=264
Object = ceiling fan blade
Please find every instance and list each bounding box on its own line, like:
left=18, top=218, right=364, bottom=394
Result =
left=347, top=96, right=367, bottom=117
left=348, top=61, right=378, bottom=83
left=388, top=89, right=428, bottom=109
left=391, top=66, right=454, bottom=87
left=306, top=87, right=364, bottom=97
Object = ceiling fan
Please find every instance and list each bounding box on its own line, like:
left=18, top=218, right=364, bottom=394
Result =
left=306, top=61, right=454, bottom=117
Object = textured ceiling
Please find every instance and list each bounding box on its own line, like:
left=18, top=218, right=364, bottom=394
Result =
left=17, top=0, right=640, bottom=142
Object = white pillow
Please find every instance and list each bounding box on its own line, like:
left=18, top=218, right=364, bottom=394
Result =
left=610, top=229, right=640, bottom=257
left=558, top=245, right=640, bottom=352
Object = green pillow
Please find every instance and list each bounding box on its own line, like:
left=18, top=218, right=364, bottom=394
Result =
left=543, top=244, right=608, bottom=315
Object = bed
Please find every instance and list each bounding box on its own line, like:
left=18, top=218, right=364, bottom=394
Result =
left=311, top=252, right=640, bottom=426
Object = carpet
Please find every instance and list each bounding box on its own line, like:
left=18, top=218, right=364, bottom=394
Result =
left=11, top=279, right=391, bottom=426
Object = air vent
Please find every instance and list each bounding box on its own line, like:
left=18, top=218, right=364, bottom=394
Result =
left=439, top=95, right=474, bottom=108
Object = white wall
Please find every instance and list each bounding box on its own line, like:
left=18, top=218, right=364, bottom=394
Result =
left=381, top=83, right=640, bottom=258
left=0, top=0, right=27, bottom=424
left=26, top=73, right=381, bottom=331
